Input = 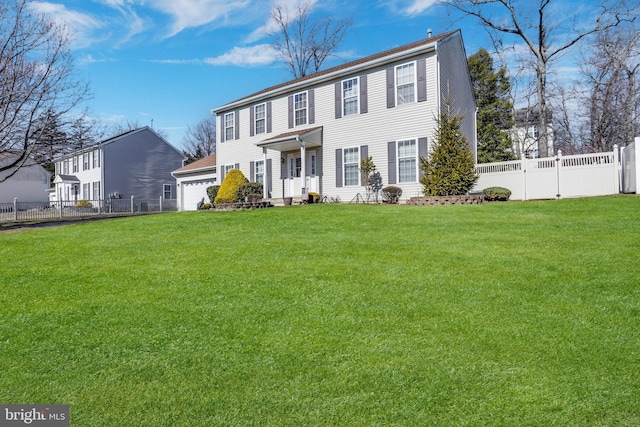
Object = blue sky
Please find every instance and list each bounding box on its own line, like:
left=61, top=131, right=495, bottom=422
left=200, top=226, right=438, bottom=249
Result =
left=29, top=0, right=595, bottom=151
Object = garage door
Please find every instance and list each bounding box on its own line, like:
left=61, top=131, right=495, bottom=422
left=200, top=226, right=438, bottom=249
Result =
left=181, top=179, right=214, bottom=211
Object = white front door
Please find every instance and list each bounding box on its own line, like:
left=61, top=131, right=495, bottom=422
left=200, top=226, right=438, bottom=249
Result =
left=287, top=154, right=302, bottom=197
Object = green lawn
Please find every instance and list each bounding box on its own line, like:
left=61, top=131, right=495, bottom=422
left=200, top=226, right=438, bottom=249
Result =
left=1, top=196, right=639, bottom=426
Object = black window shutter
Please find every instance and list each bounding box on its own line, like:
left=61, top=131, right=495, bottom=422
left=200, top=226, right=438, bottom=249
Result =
left=360, top=145, right=368, bottom=185
left=360, top=75, right=368, bottom=113
left=288, top=96, right=293, bottom=128
left=417, top=59, right=427, bottom=102
left=386, top=67, right=395, bottom=108
left=308, top=89, right=315, bottom=124
left=234, top=111, right=239, bottom=139
left=335, top=82, right=342, bottom=119
left=418, top=137, right=428, bottom=177
left=388, top=141, right=397, bottom=184
left=220, top=115, right=225, bottom=143
left=335, top=148, right=343, bottom=188
left=250, top=106, right=255, bottom=137
left=266, top=102, right=272, bottom=133
left=266, top=159, right=272, bottom=194
left=250, top=161, right=255, bottom=182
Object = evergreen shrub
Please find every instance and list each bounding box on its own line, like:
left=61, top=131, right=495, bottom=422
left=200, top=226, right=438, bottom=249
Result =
left=483, top=187, right=511, bottom=201
left=206, top=185, right=221, bottom=204
left=75, top=200, right=92, bottom=208
left=214, top=170, right=248, bottom=205
left=240, top=182, right=264, bottom=199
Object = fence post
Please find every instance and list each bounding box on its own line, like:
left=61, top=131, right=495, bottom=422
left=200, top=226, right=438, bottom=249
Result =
left=131, top=195, right=135, bottom=213
left=97, top=199, right=102, bottom=215
left=555, top=150, right=562, bottom=199
left=159, top=197, right=163, bottom=213
left=13, top=197, right=18, bottom=221
left=521, top=154, right=527, bottom=201
left=613, top=144, right=620, bottom=194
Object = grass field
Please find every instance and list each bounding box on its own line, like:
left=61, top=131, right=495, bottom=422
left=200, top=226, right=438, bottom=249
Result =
left=1, top=196, right=639, bottom=426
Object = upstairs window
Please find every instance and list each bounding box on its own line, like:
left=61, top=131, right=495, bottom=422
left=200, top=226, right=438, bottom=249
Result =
left=342, top=78, right=358, bottom=116
left=73, top=156, right=78, bottom=173
left=224, top=112, right=235, bottom=141
left=83, top=153, right=89, bottom=170
left=396, top=63, right=415, bottom=105
left=294, top=92, right=307, bottom=126
left=255, top=103, right=266, bottom=135
left=93, top=150, right=100, bottom=168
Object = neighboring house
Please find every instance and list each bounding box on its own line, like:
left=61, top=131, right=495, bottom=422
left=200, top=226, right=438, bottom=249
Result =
left=50, top=127, right=184, bottom=204
left=0, top=154, right=51, bottom=203
left=211, top=29, right=476, bottom=202
left=510, top=107, right=554, bottom=159
left=172, top=154, right=217, bottom=211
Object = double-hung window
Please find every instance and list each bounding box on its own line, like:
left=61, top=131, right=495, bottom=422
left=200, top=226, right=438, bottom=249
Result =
left=163, top=184, right=172, bottom=199
left=342, top=78, right=358, bottom=116
left=255, top=103, right=266, bottom=135
left=224, top=112, right=235, bottom=141
left=396, top=63, right=416, bottom=105
left=398, top=139, right=417, bottom=183
left=255, top=160, right=264, bottom=184
left=83, top=153, right=89, bottom=170
left=63, top=160, right=69, bottom=175
left=343, top=147, right=360, bottom=186
left=93, top=150, right=100, bottom=168
left=294, top=92, right=307, bottom=126
left=82, top=183, right=90, bottom=199
left=73, top=156, right=78, bottom=173
left=93, top=181, right=100, bottom=200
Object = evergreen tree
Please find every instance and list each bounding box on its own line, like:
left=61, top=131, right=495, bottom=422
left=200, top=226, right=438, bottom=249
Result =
left=420, top=95, right=478, bottom=196
left=467, top=49, right=515, bottom=163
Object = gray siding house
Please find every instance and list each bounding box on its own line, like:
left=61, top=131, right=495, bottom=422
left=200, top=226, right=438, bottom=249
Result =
left=51, top=127, right=184, bottom=204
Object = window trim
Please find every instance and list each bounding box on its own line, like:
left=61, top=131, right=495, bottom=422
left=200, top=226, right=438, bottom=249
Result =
left=294, top=91, right=308, bottom=126
left=342, top=77, right=359, bottom=116
left=224, top=112, right=235, bottom=141
left=343, top=146, right=360, bottom=187
left=395, top=61, right=417, bottom=106
left=254, top=103, right=266, bottom=135
left=397, top=138, right=419, bottom=183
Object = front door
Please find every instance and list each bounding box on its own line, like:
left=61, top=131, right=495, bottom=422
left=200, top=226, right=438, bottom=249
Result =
left=287, top=154, right=302, bottom=197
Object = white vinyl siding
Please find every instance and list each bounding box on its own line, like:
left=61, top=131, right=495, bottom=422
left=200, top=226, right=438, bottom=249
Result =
left=396, top=62, right=416, bottom=105
left=343, top=147, right=359, bottom=186
left=398, top=139, right=417, bottom=183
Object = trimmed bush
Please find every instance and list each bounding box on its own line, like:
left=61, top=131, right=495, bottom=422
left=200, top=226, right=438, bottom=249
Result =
left=239, top=182, right=264, bottom=199
left=483, top=186, right=511, bottom=201
left=381, top=186, right=402, bottom=204
left=206, top=185, right=221, bottom=204
left=214, top=170, right=248, bottom=205
left=201, top=203, right=212, bottom=210
left=75, top=199, right=92, bottom=208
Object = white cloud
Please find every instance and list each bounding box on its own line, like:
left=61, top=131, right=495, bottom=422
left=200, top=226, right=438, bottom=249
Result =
left=28, top=2, right=103, bottom=48
left=404, top=0, right=439, bottom=15
left=204, top=44, right=279, bottom=66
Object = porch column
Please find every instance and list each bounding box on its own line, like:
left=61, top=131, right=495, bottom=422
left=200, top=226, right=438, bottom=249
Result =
left=299, top=140, right=306, bottom=200
left=263, top=147, right=268, bottom=199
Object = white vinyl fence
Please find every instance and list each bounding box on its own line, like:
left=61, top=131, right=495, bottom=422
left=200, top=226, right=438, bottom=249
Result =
left=474, top=145, right=629, bottom=201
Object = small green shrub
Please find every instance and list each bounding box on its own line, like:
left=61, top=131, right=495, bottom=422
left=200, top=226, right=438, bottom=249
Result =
left=381, top=186, right=402, bottom=204
left=483, top=186, right=512, bottom=201
left=75, top=199, right=92, bottom=208
left=214, top=170, right=248, bottom=205
left=206, top=185, right=221, bottom=204
left=240, top=182, right=264, bottom=199
left=201, top=203, right=212, bottom=210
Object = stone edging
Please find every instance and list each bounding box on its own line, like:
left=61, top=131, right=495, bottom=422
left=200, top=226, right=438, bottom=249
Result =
left=214, top=201, right=273, bottom=211
left=406, top=195, right=483, bottom=205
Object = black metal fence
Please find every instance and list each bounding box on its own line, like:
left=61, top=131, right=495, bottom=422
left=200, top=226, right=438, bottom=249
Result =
left=0, top=197, right=177, bottom=224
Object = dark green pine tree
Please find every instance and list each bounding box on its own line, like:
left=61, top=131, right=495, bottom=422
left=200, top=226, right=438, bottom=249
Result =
left=467, top=48, right=515, bottom=163
left=420, top=95, right=478, bottom=196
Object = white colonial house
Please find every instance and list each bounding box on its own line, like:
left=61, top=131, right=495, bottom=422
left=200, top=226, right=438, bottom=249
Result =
left=50, top=127, right=184, bottom=205
left=211, top=29, right=476, bottom=202
left=172, top=154, right=217, bottom=211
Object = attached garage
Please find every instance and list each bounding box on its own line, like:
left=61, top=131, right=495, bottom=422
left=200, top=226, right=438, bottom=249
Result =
left=172, top=154, right=217, bottom=211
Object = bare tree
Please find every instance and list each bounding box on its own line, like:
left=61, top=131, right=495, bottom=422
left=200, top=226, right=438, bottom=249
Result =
left=268, top=2, right=353, bottom=78
left=182, top=116, right=216, bottom=164
left=447, top=0, right=637, bottom=157
left=0, top=0, right=90, bottom=182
